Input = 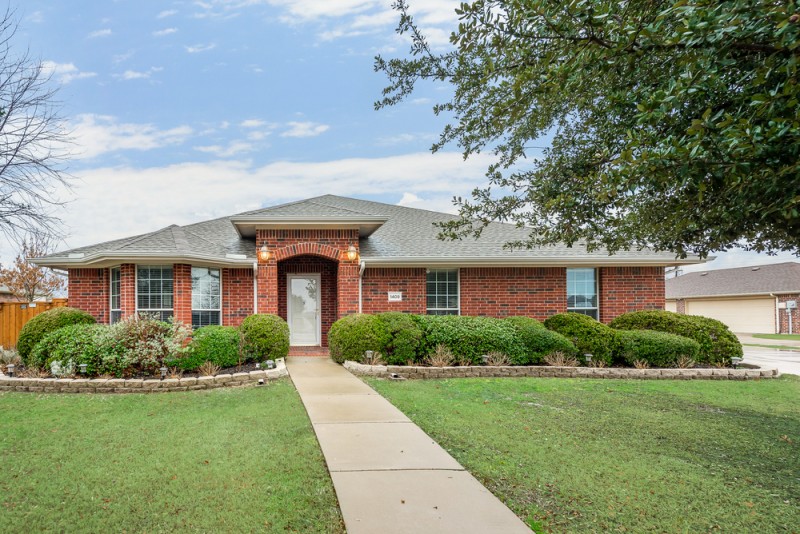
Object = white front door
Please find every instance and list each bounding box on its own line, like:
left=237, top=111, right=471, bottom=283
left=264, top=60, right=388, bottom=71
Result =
left=287, top=274, right=321, bottom=345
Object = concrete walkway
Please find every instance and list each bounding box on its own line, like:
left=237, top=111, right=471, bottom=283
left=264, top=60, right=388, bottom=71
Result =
left=287, top=357, right=531, bottom=534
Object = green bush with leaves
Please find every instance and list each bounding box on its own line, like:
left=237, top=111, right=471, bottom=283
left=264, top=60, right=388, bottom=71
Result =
left=505, top=316, right=578, bottom=365
left=378, top=312, right=424, bottom=364
left=615, top=329, right=701, bottom=368
left=328, top=314, right=390, bottom=364
left=239, top=314, right=289, bottom=362
left=106, top=314, right=192, bottom=376
left=29, top=324, right=115, bottom=375
left=18, top=307, right=96, bottom=364
left=176, top=326, right=244, bottom=371
left=543, top=313, right=617, bottom=365
left=610, top=310, right=742, bottom=364
left=420, top=315, right=525, bottom=365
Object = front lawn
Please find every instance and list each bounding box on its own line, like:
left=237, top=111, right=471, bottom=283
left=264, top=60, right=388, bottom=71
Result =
left=368, top=376, right=800, bottom=533
left=0, top=381, right=344, bottom=533
left=752, top=333, right=800, bottom=342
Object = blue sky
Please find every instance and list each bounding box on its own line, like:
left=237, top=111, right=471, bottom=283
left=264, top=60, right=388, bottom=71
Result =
left=3, top=0, right=797, bottom=271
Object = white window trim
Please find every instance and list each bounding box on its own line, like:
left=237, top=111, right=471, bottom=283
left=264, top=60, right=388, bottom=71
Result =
left=191, top=266, right=223, bottom=328
left=109, top=266, right=121, bottom=324
left=567, top=267, right=600, bottom=320
left=426, top=268, right=461, bottom=315
left=135, top=264, right=175, bottom=320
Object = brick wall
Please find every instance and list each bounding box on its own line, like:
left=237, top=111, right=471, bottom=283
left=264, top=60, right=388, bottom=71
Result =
left=222, top=268, right=254, bottom=326
left=599, top=267, right=665, bottom=323
left=361, top=268, right=427, bottom=314
left=460, top=267, right=567, bottom=319
left=68, top=268, right=109, bottom=323
left=278, top=257, right=337, bottom=345
left=173, top=264, right=192, bottom=326
left=777, top=294, right=800, bottom=334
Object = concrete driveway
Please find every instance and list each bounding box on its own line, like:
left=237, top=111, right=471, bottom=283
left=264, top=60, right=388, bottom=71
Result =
left=737, top=334, right=800, bottom=375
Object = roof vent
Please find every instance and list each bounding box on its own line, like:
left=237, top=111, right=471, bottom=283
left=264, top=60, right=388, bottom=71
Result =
left=751, top=267, right=760, bottom=271
left=700, top=272, right=708, bottom=276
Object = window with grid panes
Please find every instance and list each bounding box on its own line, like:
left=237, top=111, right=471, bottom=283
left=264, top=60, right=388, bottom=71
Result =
left=136, top=265, right=174, bottom=321
left=426, top=269, right=459, bottom=315
left=567, top=268, right=598, bottom=320
left=110, top=267, right=122, bottom=324
left=191, top=267, right=221, bottom=329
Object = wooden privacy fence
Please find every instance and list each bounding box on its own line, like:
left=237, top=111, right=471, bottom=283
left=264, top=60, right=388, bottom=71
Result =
left=0, top=298, right=68, bottom=349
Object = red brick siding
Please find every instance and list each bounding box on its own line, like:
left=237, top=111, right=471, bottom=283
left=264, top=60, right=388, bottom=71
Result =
left=173, top=264, right=192, bottom=326
left=777, top=294, right=800, bottom=334
left=361, top=268, right=427, bottom=314
left=222, top=268, right=254, bottom=326
left=68, top=268, right=109, bottom=323
left=278, top=257, right=337, bottom=346
left=460, top=267, right=567, bottom=319
left=599, top=267, right=665, bottom=323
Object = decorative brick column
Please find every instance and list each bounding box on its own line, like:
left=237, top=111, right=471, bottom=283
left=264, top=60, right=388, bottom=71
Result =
left=173, top=264, right=192, bottom=326
left=257, top=263, right=278, bottom=315
left=222, top=268, right=254, bottom=326
left=337, top=262, right=360, bottom=317
left=120, top=264, right=136, bottom=319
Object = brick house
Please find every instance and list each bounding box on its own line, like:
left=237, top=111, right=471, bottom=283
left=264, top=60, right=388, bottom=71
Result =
left=35, top=195, right=695, bottom=347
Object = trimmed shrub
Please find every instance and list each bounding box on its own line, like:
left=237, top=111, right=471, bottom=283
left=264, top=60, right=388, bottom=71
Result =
left=177, top=326, right=244, bottom=371
left=106, top=314, right=192, bottom=376
left=420, top=315, right=526, bottom=365
left=615, top=329, right=701, bottom=367
left=328, top=314, right=390, bottom=364
left=18, top=307, right=96, bottom=363
left=29, top=324, right=113, bottom=375
left=505, top=316, right=578, bottom=365
left=239, top=314, right=290, bottom=362
left=378, top=312, right=424, bottom=364
left=543, top=313, right=617, bottom=365
left=610, top=310, right=742, bottom=364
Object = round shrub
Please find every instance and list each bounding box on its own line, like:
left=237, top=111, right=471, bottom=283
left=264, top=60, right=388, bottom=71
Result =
left=610, top=310, right=742, bottom=364
left=107, top=314, right=192, bottom=376
left=505, top=316, right=578, bottom=365
left=378, top=312, right=424, bottom=364
left=615, top=329, right=701, bottom=367
left=29, top=323, right=113, bottom=375
left=177, top=326, right=243, bottom=371
left=328, top=314, right=390, bottom=364
left=18, top=307, right=96, bottom=364
left=420, top=315, right=526, bottom=365
left=543, top=313, right=617, bottom=365
left=240, top=314, right=289, bottom=362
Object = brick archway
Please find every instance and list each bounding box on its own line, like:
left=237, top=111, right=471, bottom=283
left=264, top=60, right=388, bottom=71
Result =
left=274, top=242, right=341, bottom=262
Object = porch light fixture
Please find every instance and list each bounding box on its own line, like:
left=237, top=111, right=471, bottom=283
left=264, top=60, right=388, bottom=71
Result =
left=346, top=245, right=358, bottom=262
left=731, top=356, right=743, bottom=369
left=79, top=363, right=88, bottom=375
left=258, top=244, right=271, bottom=261
left=6, top=364, right=13, bottom=377
left=266, top=360, right=275, bottom=370
left=160, top=366, right=168, bottom=380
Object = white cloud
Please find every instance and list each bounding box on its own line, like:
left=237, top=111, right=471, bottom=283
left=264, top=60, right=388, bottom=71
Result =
left=113, top=50, right=135, bottom=64
left=28, top=11, right=44, bottom=23
left=153, top=28, right=178, bottom=36
left=185, top=43, right=217, bottom=53
left=194, top=141, right=254, bottom=157
left=50, top=151, right=494, bottom=254
left=240, top=119, right=266, bottom=128
left=42, top=61, right=98, bottom=84
left=71, top=114, right=193, bottom=159
left=375, top=132, right=436, bottom=146
left=157, top=9, right=178, bottom=18
left=114, top=67, right=163, bottom=80
left=88, top=28, right=112, bottom=38
left=397, top=192, right=420, bottom=206
left=281, top=121, right=329, bottom=138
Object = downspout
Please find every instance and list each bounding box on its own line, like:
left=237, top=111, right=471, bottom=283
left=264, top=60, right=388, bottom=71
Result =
left=358, top=260, right=366, bottom=314
left=253, top=262, right=258, bottom=314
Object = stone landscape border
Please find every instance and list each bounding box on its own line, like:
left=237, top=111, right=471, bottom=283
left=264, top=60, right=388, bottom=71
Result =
left=344, top=361, right=780, bottom=380
left=0, top=359, right=288, bottom=393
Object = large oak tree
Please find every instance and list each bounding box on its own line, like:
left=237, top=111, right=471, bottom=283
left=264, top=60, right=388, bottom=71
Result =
left=376, top=0, right=800, bottom=258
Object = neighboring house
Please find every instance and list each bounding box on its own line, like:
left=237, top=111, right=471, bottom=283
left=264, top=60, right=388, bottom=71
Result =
left=34, top=195, right=697, bottom=347
left=0, top=285, right=21, bottom=303
left=665, top=262, right=800, bottom=334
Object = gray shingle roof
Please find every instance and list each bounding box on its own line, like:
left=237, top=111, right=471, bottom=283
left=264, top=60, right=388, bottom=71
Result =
left=35, top=194, right=698, bottom=268
left=666, top=262, right=800, bottom=299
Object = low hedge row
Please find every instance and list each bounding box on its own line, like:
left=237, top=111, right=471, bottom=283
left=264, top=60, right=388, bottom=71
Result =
left=24, top=308, right=289, bottom=377
left=328, top=310, right=741, bottom=368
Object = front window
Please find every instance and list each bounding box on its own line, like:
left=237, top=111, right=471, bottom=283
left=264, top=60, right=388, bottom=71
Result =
left=110, top=267, right=121, bottom=324
left=567, top=268, right=598, bottom=320
left=192, top=267, right=221, bottom=329
left=426, top=269, right=459, bottom=315
left=136, top=265, right=174, bottom=321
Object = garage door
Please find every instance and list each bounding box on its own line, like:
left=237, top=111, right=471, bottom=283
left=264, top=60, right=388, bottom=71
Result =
left=685, top=298, right=775, bottom=333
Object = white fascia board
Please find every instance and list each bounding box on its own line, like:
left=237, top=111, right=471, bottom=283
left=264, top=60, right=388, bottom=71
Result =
left=667, top=291, right=800, bottom=300
left=32, top=252, right=254, bottom=270
left=361, top=256, right=702, bottom=268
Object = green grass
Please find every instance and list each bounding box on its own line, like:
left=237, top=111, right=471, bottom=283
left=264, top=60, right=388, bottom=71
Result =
left=752, top=333, right=800, bottom=342
left=368, top=376, right=800, bottom=533
left=0, top=381, right=343, bottom=533
left=743, top=343, right=800, bottom=351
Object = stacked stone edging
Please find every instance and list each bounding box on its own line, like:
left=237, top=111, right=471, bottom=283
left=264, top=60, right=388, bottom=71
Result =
left=0, top=359, right=288, bottom=394
left=343, top=361, right=780, bottom=380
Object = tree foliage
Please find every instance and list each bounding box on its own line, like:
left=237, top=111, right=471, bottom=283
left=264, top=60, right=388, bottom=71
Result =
left=0, top=234, right=64, bottom=301
left=375, top=0, right=800, bottom=258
